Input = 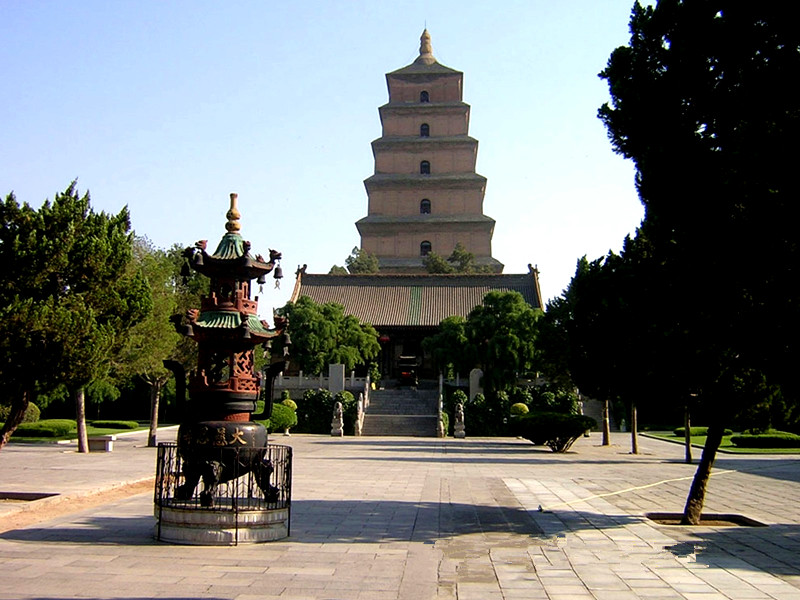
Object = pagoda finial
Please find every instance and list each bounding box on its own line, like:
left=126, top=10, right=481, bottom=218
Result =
left=225, top=192, right=241, bottom=233
left=415, top=29, right=436, bottom=65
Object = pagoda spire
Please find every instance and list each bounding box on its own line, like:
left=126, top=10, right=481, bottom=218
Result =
left=415, top=29, right=436, bottom=65
left=225, top=192, right=241, bottom=233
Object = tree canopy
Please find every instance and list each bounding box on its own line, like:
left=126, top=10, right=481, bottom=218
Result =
left=114, top=237, right=182, bottom=445
left=423, top=242, right=490, bottom=274
left=0, top=183, right=150, bottom=449
left=279, top=296, right=380, bottom=375
left=424, top=291, right=541, bottom=397
left=330, top=246, right=380, bottom=274
left=592, top=1, right=800, bottom=522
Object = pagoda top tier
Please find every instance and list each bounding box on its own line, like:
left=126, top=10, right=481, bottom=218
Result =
left=184, top=193, right=282, bottom=282
left=389, top=29, right=460, bottom=77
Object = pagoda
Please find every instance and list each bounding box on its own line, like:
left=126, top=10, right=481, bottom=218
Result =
left=356, top=29, right=503, bottom=273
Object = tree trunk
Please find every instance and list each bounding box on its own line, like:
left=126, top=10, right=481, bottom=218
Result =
left=602, top=398, right=611, bottom=446
left=0, top=390, right=31, bottom=451
left=148, top=379, right=162, bottom=447
left=630, top=402, right=639, bottom=454
left=680, top=421, right=724, bottom=525
left=684, top=405, right=693, bottom=464
left=75, top=387, right=89, bottom=453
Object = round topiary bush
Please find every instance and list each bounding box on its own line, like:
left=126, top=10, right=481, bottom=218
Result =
left=514, top=411, right=596, bottom=452
left=266, top=403, right=297, bottom=433
left=510, top=403, right=529, bottom=416
left=0, top=402, right=41, bottom=423
left=282, top=398, right=298, bottom=411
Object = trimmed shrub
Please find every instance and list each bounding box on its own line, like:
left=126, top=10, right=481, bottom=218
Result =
left=510, top=403, right=529, bottom=416
left=280, top=390, right=292, bottom=401
left=267, top=403, right=298, bottom=433
left=282, top=398, right=298, bottom=411
left=464, top=393, right=508, bottom=436
left=730, top=431, right=800, bottom=448
left=0, top=402, right=41, bottom=423
left=13, top=419, right=77, bottom=438
left=295, top=389, right=334, bottom=434
left=673, top=426, right=733, bottom=437
left=514, top=411, right=597, bottom=453
left=90, top=420, right=139, bottom=430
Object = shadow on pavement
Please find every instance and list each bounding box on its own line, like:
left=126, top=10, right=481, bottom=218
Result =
left=659, top=522, right=800, bottom=579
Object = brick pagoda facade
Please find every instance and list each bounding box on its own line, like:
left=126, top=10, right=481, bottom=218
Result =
left=356, top=30, right=503, bottom=274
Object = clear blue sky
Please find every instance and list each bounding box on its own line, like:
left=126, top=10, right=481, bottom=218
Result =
left=1, top=1, right=647, bottom=311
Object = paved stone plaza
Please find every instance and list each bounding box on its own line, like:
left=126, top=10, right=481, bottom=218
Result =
left=1, top=429, right=799, bottom=600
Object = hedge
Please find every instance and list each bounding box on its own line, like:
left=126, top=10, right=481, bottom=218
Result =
left=90, top=420, right=139, bottom=430
left=13, top=419, right=77, bottom=437
left=513, top=411, right=596, bottom=453
left=730, top=431, right=800, bottom=448
left=673, top=426, right=733, bottom=437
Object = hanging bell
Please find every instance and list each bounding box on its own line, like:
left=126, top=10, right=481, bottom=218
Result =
left=193, top=252, right=204, bottom=267
left=257, top=274, right=267, bottom=285
left=273, top=265, right=283, bottom=280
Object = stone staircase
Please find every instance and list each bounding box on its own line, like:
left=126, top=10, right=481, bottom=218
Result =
left=361, top=388, right=439, bottom=436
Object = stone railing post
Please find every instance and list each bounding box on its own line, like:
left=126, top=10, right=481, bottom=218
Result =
left=355, top=393, right=365, bottom=436
left=331, top=401, right=344, bottom=437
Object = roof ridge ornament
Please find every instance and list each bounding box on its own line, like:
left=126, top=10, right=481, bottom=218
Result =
left=225, top=192, right=241, bottom=233
left=415, top=29, right=437, bottom=65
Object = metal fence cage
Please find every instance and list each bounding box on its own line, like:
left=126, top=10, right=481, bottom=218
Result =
left=154, top=442, right=292, bottom=515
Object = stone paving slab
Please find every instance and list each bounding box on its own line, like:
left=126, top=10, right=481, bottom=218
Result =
left=0, top=431, right=799, bottom=599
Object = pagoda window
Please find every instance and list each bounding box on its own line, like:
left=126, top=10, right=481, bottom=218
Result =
left=420, top=199, right=431, bottom=214
left=420, top=160, right=430, bottom=175
left=420, top=241, right=432, bottom=256
left=420, top=90, right=430, bottom=103
left=420, top=123, right=430, bottom=137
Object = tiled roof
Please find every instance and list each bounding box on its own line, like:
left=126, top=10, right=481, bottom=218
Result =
left=293, top=272, right=542, bottom=328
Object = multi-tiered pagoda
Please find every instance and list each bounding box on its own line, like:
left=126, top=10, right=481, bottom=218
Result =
left=356, top=30, right=503, bottom=273
left=293, top=32, right=541, bottom=379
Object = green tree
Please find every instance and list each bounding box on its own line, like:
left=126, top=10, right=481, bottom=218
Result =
left=279, top=296, right=380, bottom=375
left=422, top=315, right=470, bottom=378
left=598, top=2, right=800, bottom=523
left=423, top=242, right=491, bottom=274
left=0, top=183, right=150, bottom=451
left=422, top=251, right=453, bottom=274
left=328, top=265, right=348, bottom=275
left=166, top=243, right=204, bottom=370
left=424, top=291, right=541, bottom=432
left=344, top=246, right=379, bottom=274
left=466, top=291, right=541, bottom=399
left=114, top=237, right=181, bottom=446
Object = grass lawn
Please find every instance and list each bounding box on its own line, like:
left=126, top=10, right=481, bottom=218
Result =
left=642, top=431, right=800, bottom=454
left=6, top=422, right=152, bottom=444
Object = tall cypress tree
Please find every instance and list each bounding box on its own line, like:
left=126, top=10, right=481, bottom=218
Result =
left=598, top=2, right=800, bottom=522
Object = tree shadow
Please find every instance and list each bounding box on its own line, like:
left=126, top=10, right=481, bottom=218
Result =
left=657, top=521, right=800, bottom=579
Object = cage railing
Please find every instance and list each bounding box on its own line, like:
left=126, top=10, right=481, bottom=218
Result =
left=154, top=442, right=292, bottom=538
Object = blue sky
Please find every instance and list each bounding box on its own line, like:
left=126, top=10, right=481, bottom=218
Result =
left=1, top=1, right=646, bottom=311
